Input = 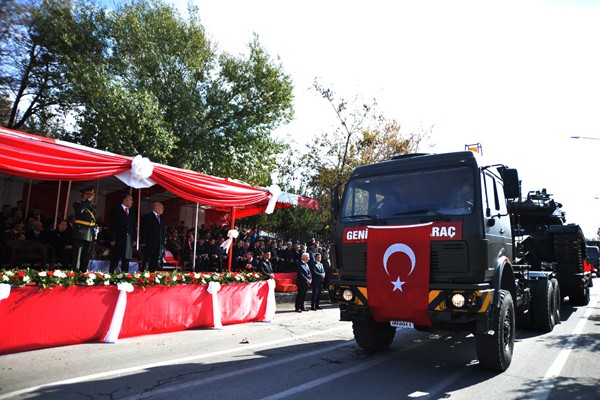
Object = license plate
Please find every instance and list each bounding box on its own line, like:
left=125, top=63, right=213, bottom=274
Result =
left=390, top=321, right=414, bottom=329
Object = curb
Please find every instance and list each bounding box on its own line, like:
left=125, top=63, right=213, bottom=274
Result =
left=275, top=290, right=329, bottom=304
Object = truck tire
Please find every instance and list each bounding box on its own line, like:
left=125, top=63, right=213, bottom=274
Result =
left=570, top=285, right=590, bottom=306
left=352, top=319, right=396, bottom=352
left=532, top=279, right=556, bottom=332
left=475, top=289, right=514, bottom=371
left=551, top=278, right=561, bottom=324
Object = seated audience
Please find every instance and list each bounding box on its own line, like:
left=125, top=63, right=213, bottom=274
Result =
left=49, top=219, right=73, bottom=267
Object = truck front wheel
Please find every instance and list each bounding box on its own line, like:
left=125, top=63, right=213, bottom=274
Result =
left=475, top=289, right=514, bottom=371
left=352, top=319, right=396, bottom=352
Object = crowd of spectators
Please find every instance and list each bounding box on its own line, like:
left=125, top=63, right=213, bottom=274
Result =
left=1, top=201, right=332, bottom=286
left=164, top=221, right=332, bottom=281
left=1, top=201, right=75, bottom=268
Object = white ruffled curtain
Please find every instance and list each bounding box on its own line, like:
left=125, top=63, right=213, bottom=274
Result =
left=103, top=283, right=134, bottom=343
left=207, top=281, right=223, bottom=329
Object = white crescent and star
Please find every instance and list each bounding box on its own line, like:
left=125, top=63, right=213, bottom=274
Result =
left=382, top=243, right=416, bottom=292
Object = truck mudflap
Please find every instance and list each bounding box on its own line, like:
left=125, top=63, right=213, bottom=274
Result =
left=331, top=282, right=495, bottom=327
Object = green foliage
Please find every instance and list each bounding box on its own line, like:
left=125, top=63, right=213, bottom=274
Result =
left=199, top=35, right=293, bottom=184
left=1, top=0, right=294, bottom=186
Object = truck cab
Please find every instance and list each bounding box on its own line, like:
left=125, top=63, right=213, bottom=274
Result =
left=330, top=150, right=556, bottom=371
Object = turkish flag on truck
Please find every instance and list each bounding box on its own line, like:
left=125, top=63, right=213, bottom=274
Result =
left=367, top=224, right=432, bottom=326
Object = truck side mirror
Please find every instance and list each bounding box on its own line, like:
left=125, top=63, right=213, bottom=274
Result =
left=502, top=168, right=520, bottom=199
left=331, top=184, right=340, bottom=221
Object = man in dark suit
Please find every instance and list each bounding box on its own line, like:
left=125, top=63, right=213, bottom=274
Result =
left=25, top=220, right=51, bottom=244
left=71, top=187, right=97, bottom=271
left=295, top=252, right=312, bottom=312
left=310, top=253, right=326, bottom=310
left=257, top=249, right=275, bottom=279
left=49, top=219, right=73, bottom=268
left=140, top=202, right=164, bottom=272
left=206, top=237, right=224, bottom=272
left=109, top=193, right=135, bottom=274
left=243, top=250, right=259, bottom=272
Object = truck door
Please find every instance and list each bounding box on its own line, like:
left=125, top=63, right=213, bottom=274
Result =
left=482, top=171, right=513, bottom=269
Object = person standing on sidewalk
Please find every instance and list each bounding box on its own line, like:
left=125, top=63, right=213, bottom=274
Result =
left=310, top=253, right=326, bottom=310
left=295, top=252, right=312, bottom=312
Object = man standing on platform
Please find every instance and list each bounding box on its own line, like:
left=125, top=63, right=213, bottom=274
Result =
left=109, top=193, right=135, bottom=274
left=71, top=187, right=97, bottom=271
left=140, top=202, right=164, bottom=272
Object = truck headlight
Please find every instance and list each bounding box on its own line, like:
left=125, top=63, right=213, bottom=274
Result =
left=342, top=289, right=354, bottom=302
left=451, top=293, right=466, bottom=308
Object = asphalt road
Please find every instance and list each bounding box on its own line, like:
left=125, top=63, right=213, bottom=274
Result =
left=1, top=278, right=599, bottom=400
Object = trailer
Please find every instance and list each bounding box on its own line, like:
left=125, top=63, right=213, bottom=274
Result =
left=508, top=189, right=592, bottom=306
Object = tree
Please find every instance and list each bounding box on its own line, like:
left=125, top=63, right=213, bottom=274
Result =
left=1, top=0, right=294, bottom=186
left=1, top=0, right=81, bottom=133
left=278, top=80, right=432, bottom=240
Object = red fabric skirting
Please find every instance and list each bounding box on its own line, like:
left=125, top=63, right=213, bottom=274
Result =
left=0, top=282, right=269, bottom=354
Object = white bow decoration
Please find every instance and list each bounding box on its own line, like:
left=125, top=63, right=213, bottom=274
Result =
left=220, top=229, right=239, bottom=254
left=116, top=155, right=156, bottom=188
left=265, top=184, right=282, bottom=214
left=131, top=155, right=154, bottom=179
left=0, top=283, right=11, bottom=303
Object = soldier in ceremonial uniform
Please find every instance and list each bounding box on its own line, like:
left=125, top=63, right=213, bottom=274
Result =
left=71, top=187, right=97, bottom=271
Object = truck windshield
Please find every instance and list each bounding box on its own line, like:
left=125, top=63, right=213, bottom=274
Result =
left=341, top=166, right=474, bottom=219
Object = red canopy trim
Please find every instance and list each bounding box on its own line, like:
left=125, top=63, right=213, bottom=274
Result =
left=0, top=127, right=319, bottom=215
left=0, top=127, right=131, bottom=181
left=150, top=164, right=271, bottom=208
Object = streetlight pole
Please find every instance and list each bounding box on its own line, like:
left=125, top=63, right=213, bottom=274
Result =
left=571, top=136, right=600, bottom=140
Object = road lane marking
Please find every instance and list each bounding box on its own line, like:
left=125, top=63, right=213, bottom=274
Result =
left=259, top=330, right=473, bottom=400
left=122, top=341, right=353, bottom=400
left=258, top=350, right=400, bottom=400
left=530, top=292, right=599, bottom=400
left=0, top=325, right=348, bottom=400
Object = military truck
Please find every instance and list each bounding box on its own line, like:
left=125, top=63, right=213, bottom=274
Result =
left=507, top=189, right=592, bottom=306
left=329, top=150, right=561, bottom=371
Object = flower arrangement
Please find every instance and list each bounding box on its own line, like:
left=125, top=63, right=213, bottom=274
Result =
left=0, top=268, right=267, bottom=289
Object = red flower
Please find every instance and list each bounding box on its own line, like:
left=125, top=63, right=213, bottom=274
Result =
left=166, top=276, right=171, bottom=282
left=67, top=272, right=75, bottom=277
left=17, top=270, right=25, bottom=277
left=126, top=274, right=133, bottom=279
left=48, top=271, right=54, bottom=277
left=176, top=275, right=182, bottom=281
left=137, top=277, right=143, bottom=283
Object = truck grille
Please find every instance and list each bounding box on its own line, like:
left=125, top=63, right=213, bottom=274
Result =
left=431, top=241, right=469, bottom=273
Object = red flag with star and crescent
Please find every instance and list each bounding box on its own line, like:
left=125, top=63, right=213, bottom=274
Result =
left=367, top=224, right=432, bottom=326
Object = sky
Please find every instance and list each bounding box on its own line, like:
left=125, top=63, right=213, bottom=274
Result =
left=118, top=0, right=600, bottom=238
